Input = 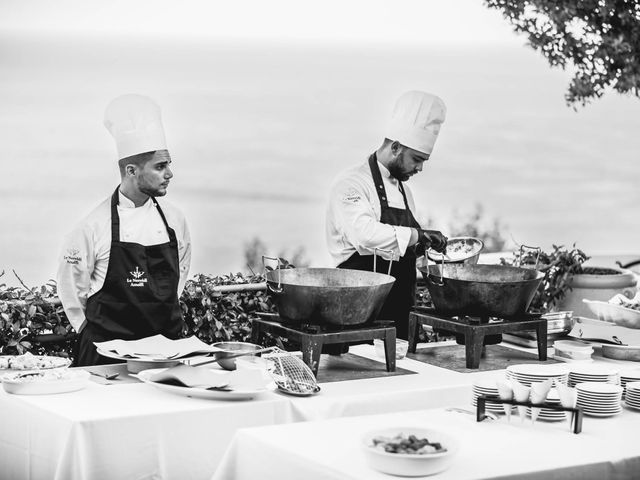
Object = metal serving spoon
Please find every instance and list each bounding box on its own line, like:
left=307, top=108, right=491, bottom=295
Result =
left=89, top=371, right=120, bottom=380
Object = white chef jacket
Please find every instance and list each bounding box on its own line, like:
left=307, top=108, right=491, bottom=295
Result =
left=326, top=159, right=420, bottom=266
left=57, top=191, right=191, bottom=333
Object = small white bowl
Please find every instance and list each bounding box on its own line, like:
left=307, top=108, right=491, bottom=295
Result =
left=362, top=427, right=458, bottom=477
left=374, top=339, right=409, bottom=360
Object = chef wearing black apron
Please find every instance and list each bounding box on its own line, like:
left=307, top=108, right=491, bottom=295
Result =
left=57, top=94, right=191, bottom=367
left=74, top=188, right=184, bottom=366
left=326, top=91, right=448, bottom=339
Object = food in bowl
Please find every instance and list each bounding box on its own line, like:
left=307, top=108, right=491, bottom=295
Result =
left=370, top=433, right=446, bottom=454
left=362, top=427, right=458, bottom=477
left=211, top=342, right=263, bottom=370
left=0, top=352, right=71, bottom=371
left=427, top=237, right=483, bottom=263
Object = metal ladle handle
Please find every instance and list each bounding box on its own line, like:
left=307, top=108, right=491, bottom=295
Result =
left=373, top=248, right=395, bottom=275
left=262, top=255, right=283, bottom=293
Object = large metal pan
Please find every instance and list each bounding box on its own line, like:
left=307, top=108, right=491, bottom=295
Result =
left=419, top=263, right=544, bottom=318
left=265, top=267, right=395, bottom=326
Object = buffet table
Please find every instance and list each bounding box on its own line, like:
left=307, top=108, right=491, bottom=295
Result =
left=0, top=344, right=472, bottom=480
left=3, top=341, right=638, bottom=480
left=212, top=406, right=640, bottom=480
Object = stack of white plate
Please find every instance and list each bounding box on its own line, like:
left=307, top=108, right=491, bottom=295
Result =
left=620, top=368, right=640, bottom=397
left=576, top=382, right=623, bottom=417
left=625, top=382, right=640, bottom=410
left=471, top=379, right=503, bottom=414
left=505, top=364, right=569, bottom=387
left=568, top=365, right=620, bottom=387
left=525, top=388, right=566, bottom=422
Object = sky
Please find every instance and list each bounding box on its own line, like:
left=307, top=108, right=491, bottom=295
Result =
left=0, top=0, right=523, bottom=45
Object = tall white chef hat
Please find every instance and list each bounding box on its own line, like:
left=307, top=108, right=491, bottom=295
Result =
left=103, top=94, right=167, bottom=160
left=386, top=91, right=446, bottom=155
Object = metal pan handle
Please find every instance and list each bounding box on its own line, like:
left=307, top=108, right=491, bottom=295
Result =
left=262, top=255, right=283, bottom=293
left=424, top=252, right=445, bottom=286
left=373, top=248, right=395, bottom=275
left=517, top=245, right=541, bottom=269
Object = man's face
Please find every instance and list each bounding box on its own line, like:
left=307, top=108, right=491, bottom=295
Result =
left=387, top=144, right=429, bottom=182
left=136, top=150, right=173, bottom=197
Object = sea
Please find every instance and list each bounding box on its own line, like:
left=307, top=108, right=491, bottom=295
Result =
left=1, top=33, right=639, bottom=287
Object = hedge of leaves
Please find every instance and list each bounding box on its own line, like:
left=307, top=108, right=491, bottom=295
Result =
left=0, top=271, right=74, bottom=357
left=180, top=272, right=277, bottom=343
left=0, top=270, right=277, bottom=358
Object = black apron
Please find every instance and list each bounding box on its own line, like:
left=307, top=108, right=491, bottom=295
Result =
left=338, top=153, right=421, bottom=339
left=74, top=188, right=184, bottom=366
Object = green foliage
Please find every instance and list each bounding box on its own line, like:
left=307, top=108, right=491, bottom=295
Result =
left=180, top=272, right=277, bottom=344
left=485, top=0, right=640, bottom=107
left=501, top=244, right=589, bottom=312
left=0, top=271, right=74, bottom=357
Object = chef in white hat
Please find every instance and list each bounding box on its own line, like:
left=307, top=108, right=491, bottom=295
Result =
left=57, top=94, right=191, bottom=366
left=325, top=91, right=447, bottom=340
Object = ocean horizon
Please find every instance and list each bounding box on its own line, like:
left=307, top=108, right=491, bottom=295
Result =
left=1, top=33, right=639, bottom=287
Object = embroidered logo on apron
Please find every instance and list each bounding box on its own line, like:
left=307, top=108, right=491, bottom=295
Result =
left=127, top=266, right=148, bottom=287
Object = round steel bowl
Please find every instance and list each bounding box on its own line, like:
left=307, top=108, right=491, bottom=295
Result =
left=265, top=268, right=395, bottom=326
left=419, top=264, right=544, bottom=318
left=211, top=342, right=262, bottom=370
left=427, top=237, right=484, bottom=265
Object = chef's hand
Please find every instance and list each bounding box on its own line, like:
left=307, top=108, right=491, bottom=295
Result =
left=416, top=229, right=448, bottom=255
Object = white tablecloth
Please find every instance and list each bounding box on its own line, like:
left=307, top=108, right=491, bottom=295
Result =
left=0, top=344, right=474, bottom=480
left=213, top=406, right=640, bottom=480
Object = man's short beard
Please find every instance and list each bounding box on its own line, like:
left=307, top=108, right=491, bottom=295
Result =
left=139, top=184, right=166, bottom=197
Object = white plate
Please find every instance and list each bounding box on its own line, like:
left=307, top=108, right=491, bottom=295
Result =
left=2, top=370, right=90, bottom=395
left=570, top=364, right=620, bottom=376
left=576, top=382, right=623, bottom=394
left=137, top=368, right=275, bottom=400
left=582, top=300, right=640, bottom=328
left=582, top=409, right=622, bottom=417
left=507, top=364, right=569, bottom=377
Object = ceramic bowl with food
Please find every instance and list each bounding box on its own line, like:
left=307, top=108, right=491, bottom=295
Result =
left=211, top=342, right=263, bottom=370
left=582, top=299, right=640, bottom=329
left=362, top=427, right=459, bottom=477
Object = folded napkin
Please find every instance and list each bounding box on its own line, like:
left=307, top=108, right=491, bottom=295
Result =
left=150, top=365, right=270, bottom=390
left=95, top=335, right=220, bottom=360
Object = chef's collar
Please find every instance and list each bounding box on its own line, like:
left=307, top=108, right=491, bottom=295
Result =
left=118, top=190, right=151, bottom=209
left=377, top=160, right=399, bottom=185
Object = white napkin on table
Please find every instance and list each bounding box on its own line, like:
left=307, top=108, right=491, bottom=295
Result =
left=95, top=335, right=220, bottom=360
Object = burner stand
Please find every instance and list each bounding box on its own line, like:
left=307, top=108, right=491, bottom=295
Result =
left=408, top=307, right=548, bottom=369
left=251, top=317, right=396, bottom=377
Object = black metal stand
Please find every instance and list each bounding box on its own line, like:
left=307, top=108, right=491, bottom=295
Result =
left=476, top=394, right=583, bottom=434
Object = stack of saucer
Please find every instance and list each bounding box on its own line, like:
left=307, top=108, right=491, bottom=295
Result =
left=505, top=364, right=569, bottom=387
left=620, top=368, right=640, bottom=397
left=525, top=388, right=565, bottom=422
left=576, top=382, right=623, bottom=417
left=471, top=379, right=503, bottom=414
left=624, top=382, right=640, bottom=410
left=569, top=365, right=620, bottom=387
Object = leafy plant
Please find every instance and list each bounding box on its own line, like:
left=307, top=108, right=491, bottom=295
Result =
left=485, top=0, right=640, bottom=107
left=180, top=272, right=278, bottom=344
left=0, top=271, right=74, bottom=357
left=501, top=244, right=589, bottom=312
